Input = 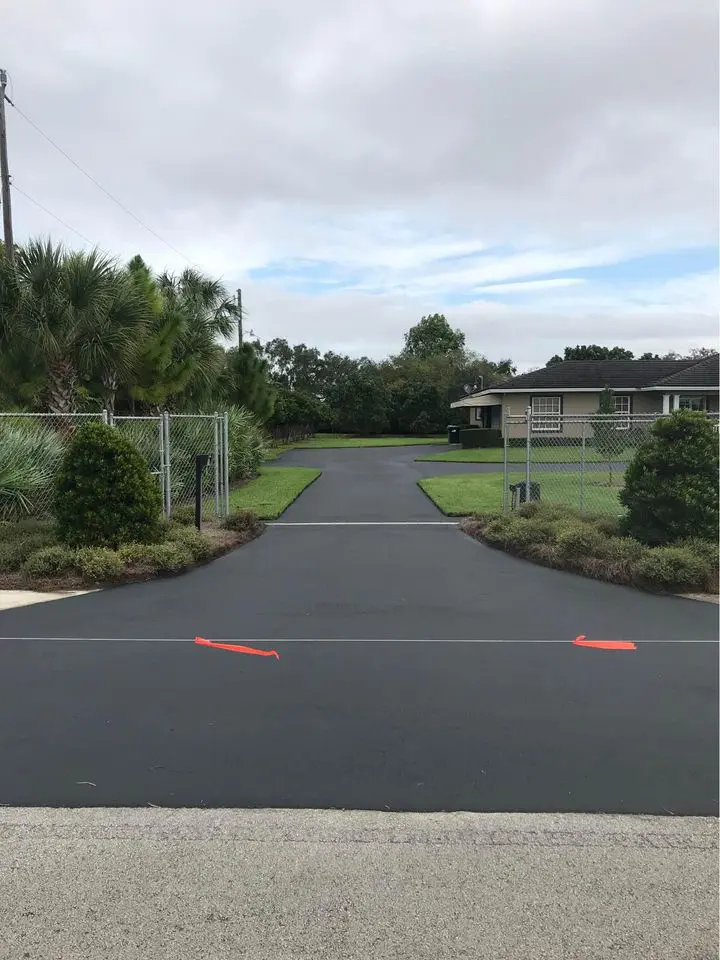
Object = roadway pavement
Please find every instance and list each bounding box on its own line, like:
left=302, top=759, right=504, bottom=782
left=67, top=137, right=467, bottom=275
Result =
left=0, top=446, right=716, bottom=813
left=1, top=445, right=717, bottom=958
left=1, top=809, right=717, bottom=960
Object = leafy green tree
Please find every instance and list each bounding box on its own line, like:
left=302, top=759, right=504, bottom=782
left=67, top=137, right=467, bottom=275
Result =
left=546, top=345, right=635, bottom=365
left=326, top=363, right=390, bottom=434
left=619, top=411, right=719, bottom=545
left=221, top=343, right=276, bottom=422
left=402, top=314, right=465, bottom=359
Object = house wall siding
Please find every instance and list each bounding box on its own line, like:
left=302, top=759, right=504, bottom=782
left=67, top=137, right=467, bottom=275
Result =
left=500, top=391, right=665, bottom=439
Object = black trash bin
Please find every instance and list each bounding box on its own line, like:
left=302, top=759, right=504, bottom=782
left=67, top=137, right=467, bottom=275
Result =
left=447, top=424, right=461, bottom=444
left=510, top=480, right=541, bottom=510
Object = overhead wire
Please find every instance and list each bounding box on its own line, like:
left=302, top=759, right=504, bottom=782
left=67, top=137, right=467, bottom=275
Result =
left=10, top=182, right=95, bottom=246
left=7, top=97, right=197, bottom=266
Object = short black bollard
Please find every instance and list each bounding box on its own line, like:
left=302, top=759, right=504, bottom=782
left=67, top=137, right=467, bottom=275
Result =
left=194, top=454, right=210, bottom=530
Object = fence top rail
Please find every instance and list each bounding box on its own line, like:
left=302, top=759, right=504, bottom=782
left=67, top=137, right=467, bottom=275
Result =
left=505, top=412, right=719, bottom=422
left=166, top=413, right=222, bottom=419
left=112, top=415, right=163, bottom=421
left=0, top=411, right=104, bottom=418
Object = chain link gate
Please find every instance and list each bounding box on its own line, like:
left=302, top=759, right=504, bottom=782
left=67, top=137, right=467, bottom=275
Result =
left=1, top=410, right=230, bottom=522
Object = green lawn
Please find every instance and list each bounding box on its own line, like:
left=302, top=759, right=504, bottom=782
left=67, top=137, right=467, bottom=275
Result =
left=228, top=467, right=321, bottom=519
left=267, top=434, right=447, bottom=459
left=417, top=446, right=636, bottom=464
left=419, top=471, right=624, bottom=517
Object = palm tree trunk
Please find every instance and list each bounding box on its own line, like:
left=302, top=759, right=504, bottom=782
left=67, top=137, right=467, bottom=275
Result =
left=47, top=358, right=77, bottom=415
left=102, top=372, right=118, bottom=416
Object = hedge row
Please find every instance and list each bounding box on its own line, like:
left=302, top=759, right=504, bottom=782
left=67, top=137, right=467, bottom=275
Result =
left=462, top=503, right=718, bottom=594
left=0, top=511, right=264, bottom=586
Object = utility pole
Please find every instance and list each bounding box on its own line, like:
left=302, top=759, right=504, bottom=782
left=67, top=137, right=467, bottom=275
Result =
left=237, top=288, right=243, bottom=348
left=0, top=69, right=14, bottom=261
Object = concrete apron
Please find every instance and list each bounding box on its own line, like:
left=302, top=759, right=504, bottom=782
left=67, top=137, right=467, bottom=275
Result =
left=0, top=589, right=95, bottom=611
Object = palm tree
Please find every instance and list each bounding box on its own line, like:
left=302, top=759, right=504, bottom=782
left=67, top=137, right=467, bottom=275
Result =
left=4, top=240, right=149, bottom=414
left=130, top=266, right=237, bottom=412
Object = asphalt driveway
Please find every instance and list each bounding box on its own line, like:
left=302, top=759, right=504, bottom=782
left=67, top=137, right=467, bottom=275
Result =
left=0, top=445, right=717, bottom=813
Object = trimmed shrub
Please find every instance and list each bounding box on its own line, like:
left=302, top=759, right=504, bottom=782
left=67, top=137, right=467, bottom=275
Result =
left=0, top=518, right=55, bottom=541
left=0, top=531, right=57, bottom=571
left=22, top=545, right=77, bottom=577
left=118, top=541, right=193, bottom=572
left=516, top=502, right=568, bottom=523
left=73, top=547, right=124, bottom=581
left=676, top=537, right=719, bottom=570
left=170, top=504, right=196, bottom=526
left=54, top=422, right=162, bottom=548
left=619, top=410, right=719, bottom=545
left=164, top=527, right=214, bottom=562
left=0, top=540, right=25, bottom=572
left=600, top=536, right=646, bottom=563
left=636, top=547, right=711, bottom=592
left=223, top=509, right=261, bottom=533
left=555, top=524, right=606, bottom=559
left=591, top=514, right=623, bottom=538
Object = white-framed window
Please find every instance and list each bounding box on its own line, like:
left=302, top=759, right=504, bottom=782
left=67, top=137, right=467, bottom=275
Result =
left=678, top=396, right=705, bottom=411
left=474, top=407, right=483, bottom=422
left=531, top=395, right=561, bottom=432
left=613, top=395, right=631, bottom=429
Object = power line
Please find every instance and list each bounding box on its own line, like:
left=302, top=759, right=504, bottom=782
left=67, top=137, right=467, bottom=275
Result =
left=8, top=99, right=196, bottom=265
left=11, top=182, right=95, bottom=246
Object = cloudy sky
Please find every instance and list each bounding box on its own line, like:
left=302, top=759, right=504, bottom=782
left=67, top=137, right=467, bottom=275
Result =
left=4, top=0, right=719, bottom=369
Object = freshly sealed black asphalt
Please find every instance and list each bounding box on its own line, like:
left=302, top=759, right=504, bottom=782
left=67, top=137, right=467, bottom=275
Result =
left=0, top=446, right=717, bottom=812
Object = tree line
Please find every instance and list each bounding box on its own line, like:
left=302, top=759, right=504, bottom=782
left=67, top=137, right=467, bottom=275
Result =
left=2, top=238, right=712, bottom=437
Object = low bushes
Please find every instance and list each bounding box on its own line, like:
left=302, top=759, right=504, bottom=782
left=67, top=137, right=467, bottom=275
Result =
left=0, top=510, right=265, bottom=588
left=462, top=503, right=717, bottom=594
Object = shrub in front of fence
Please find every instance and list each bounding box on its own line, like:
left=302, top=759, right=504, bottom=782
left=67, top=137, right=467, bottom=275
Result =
left=459, top=428, right=502, bottom=449
left=54, top=422, right=163, bottom=548
left=226, top=406, right=270, bottom=481
left=619, top=410, right=719, bottom=545
left=462, top=503, right=717, bottom=594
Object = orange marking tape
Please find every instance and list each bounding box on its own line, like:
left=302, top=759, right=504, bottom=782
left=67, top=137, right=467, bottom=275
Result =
left=573, top=635, right=637, bottom=650
left=195, top=636, right=280, bottom=659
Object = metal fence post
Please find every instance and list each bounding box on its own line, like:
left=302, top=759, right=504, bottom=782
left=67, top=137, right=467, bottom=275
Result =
left=101, top=409, right=109, bottom=425
left=580, top=421, right=586, bottom=512
left=213, top=413, right=220, bottom=517
left=502, top=408, right=510, bottom=514
left=163, top=411, right=172, bottom=518
left=525, top=406, right=532, bottom=503
left=158, top=417, right=167, bottom=518
left=223, top=411, right=230, bottom=517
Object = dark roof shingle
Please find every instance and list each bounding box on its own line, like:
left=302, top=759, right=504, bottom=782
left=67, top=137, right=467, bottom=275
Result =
left=649, top=353, right=719, bottom=388
left=488, top=359, right=699, bottom=391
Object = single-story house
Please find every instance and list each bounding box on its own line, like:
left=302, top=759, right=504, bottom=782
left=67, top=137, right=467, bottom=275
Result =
left=451, top=355, right=720, bottom=439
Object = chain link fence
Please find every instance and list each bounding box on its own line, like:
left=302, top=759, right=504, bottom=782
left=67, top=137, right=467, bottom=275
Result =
left=502, top=410, right=719, bottom=517
left=0, top=412, right=107, bottom=520
left=0, top=410, right=230, bottom=522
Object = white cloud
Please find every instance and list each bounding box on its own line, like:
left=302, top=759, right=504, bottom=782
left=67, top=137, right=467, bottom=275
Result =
left=3, top=0, right=717, bottom=365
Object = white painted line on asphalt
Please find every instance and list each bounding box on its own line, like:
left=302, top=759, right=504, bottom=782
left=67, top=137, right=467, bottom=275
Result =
left=0, top=637, right=714, bottom=644
left=268, top=521, right=459, bottom=526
